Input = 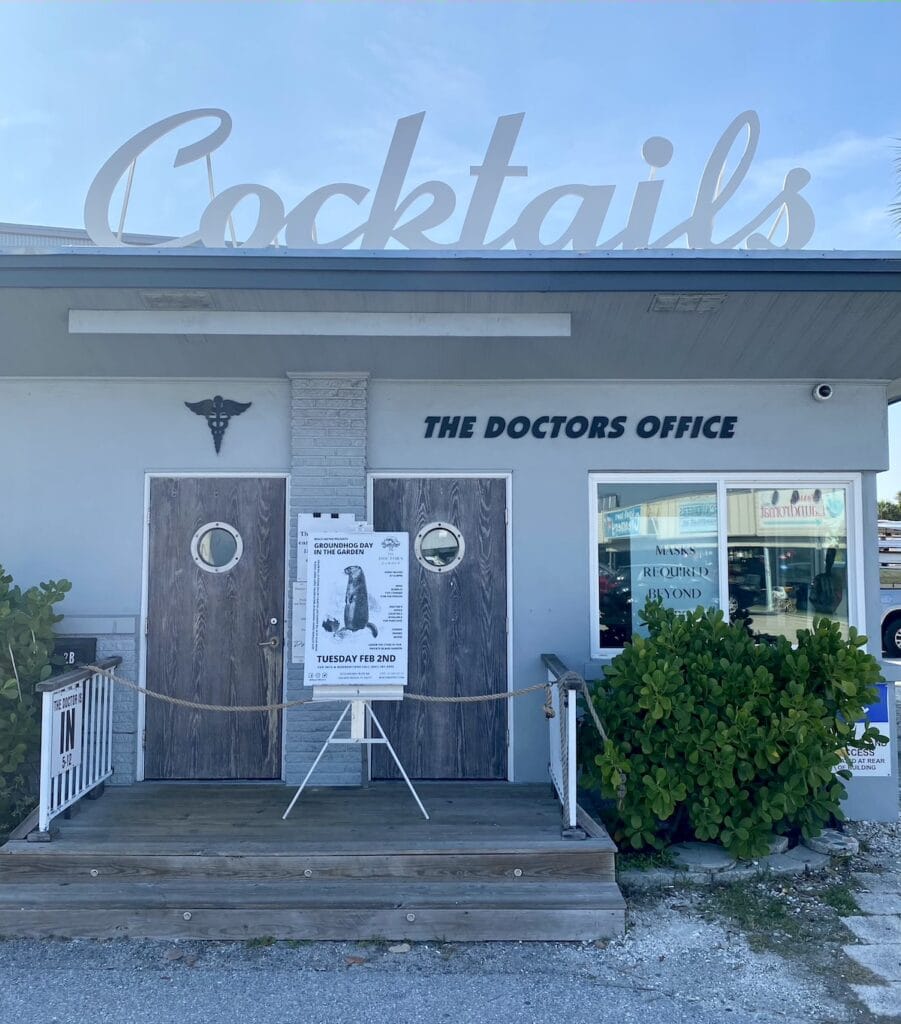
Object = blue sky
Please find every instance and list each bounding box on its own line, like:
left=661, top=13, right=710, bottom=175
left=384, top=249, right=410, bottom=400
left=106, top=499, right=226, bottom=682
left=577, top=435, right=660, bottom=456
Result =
left=2, top=0, right=900, bottom=492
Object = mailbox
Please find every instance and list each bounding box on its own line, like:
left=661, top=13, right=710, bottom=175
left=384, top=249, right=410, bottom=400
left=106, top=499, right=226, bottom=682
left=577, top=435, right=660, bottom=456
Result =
left=52, top=637, right=98, bottom=674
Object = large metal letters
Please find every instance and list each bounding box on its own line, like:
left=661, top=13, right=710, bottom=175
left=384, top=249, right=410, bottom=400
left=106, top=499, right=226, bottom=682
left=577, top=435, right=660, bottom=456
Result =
left=84, top=109, right=814, bottom=251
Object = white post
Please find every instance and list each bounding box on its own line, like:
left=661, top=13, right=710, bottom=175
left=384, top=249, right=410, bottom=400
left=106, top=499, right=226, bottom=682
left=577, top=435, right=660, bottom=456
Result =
left=38, top=692, right=53, bottom=833
left=546, top=668, right=563, bottom=805
left=566, top=688, right=578, bottom=829
left=350, top=700, right=366, bottom=741
left=104, top=670, right=115, bottom=776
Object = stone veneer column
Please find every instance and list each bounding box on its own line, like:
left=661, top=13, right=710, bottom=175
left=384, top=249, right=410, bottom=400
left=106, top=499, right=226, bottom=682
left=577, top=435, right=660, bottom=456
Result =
left=285, top=372, right=369, bottom=786
left=101, top=632, right=139, bottom=785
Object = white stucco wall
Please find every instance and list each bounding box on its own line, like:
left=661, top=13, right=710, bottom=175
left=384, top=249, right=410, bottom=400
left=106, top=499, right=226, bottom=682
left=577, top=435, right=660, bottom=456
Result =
left=0, top=378, right=290, bottom=614
left=1, top=375, right=894, bottom=816
left=367, top=379, right=894, bottom=809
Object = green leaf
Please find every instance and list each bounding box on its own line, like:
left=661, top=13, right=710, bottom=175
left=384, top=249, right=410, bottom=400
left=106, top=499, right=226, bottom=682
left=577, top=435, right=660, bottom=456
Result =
left=578, top=595, right=869, bottom=858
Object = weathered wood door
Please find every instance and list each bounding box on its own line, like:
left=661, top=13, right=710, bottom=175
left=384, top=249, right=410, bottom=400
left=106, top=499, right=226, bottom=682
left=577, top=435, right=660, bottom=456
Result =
left=371, top=477, right=508, bottom=780
left=145, top=477, right=285, bottom=779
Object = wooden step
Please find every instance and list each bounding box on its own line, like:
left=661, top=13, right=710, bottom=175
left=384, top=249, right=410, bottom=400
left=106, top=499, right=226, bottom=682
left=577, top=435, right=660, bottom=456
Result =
left=0, top=878, right=625, bottom=941
left=0, top=847, right=615, bottom=883
left=0, top=785, right=624, bottom=939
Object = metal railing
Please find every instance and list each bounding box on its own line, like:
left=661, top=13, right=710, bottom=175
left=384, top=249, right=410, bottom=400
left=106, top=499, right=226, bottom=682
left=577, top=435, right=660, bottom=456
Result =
left=542, top=653, right=581, bottom=831
left=35, top=657, right=121, bottom=834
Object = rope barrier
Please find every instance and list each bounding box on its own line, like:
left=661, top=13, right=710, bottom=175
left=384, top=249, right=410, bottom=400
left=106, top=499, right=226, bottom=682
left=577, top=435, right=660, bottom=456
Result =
left=7, top=643, right=22, bottom=702
left=77, top=664, right=612, bottom=761
left=573, top=674, right=610, bottom=745
left=81, top=664, right=314, bottom=713
left=77, top=660, right=617, bottom=801
left=79, top=663, right=563, bottom=717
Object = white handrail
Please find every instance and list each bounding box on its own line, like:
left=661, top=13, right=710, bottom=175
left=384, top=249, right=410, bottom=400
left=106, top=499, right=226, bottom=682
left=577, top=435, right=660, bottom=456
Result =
left=543, top=654, right=579, bottom=831
left=36, top=658, right=120, bottom=834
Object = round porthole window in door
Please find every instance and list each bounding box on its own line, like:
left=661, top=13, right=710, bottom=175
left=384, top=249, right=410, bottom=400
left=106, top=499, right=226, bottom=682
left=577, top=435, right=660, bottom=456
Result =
left=190, top=521, right=243, bottom=574
left=414, top=522, right=465, bottom=573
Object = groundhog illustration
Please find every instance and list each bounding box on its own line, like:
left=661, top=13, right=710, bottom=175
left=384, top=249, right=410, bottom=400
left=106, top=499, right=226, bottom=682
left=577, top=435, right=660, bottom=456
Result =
left=341, top=565, right=378, bottom=637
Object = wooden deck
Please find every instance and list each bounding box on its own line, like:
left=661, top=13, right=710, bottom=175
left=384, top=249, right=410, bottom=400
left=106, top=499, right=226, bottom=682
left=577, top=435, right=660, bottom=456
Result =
left=0, top=782, right=623, bottom=941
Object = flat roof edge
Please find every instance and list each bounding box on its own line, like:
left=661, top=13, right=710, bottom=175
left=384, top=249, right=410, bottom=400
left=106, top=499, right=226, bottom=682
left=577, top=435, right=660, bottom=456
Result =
left=2, top=246, right=901, bottom=293
left=2, top=246, right=901, bottom=262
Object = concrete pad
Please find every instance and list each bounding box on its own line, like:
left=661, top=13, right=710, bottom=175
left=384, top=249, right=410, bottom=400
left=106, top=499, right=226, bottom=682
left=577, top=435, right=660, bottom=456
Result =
left=757, top=852, right=807, bottom=877
left=695, top=864, right=758, bottom=885
left=851, top=982, right=901, bottom=1018
left=843, top=943, right=901, bottom=981
left=854, top=872, right=901, bottom=894
left=844, top=916, right=901, bottom=944
left=856, top=892, right=901, bottom=916
left=670, top=842, right=736, bottom=872
left=759, top=845, right=831, bottom=876
left=617, top=869, right=681, bottom=889
left=803, top=829, right=859, bottom=857
left=766, top=834, right=789, bottom=855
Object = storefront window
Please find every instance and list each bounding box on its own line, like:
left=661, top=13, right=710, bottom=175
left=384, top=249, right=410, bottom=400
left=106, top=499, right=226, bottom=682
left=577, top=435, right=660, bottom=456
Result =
left=595, top=482, right=719, bottom=649
left=592, top=477, right=856, bottom=654
left=726, top=486, right=849, bottom=641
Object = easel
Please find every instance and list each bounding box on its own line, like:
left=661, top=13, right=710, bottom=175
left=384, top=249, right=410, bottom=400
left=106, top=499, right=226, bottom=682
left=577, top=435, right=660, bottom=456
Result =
left=283, top=687, right=429, bottom=821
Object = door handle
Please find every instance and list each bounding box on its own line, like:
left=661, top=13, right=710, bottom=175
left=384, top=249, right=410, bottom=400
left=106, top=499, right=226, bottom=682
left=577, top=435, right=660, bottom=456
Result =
left=258, top=636, right=280, bottom=648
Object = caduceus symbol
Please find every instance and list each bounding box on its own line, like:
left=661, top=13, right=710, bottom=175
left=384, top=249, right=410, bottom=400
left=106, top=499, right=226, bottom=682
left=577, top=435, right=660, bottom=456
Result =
left=185, top=395, right=252, bottom=453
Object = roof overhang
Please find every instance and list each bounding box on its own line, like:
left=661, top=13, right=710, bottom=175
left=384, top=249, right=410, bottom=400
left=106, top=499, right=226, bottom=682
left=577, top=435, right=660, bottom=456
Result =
left=1, top=248, right=899, bottom=384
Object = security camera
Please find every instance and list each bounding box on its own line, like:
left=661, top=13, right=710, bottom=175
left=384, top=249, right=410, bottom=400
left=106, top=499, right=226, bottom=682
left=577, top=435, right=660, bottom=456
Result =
left=812, top=383, right=833, bottom=402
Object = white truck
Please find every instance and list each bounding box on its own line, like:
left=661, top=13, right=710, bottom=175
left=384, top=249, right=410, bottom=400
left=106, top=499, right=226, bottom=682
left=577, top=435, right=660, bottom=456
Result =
left=879, top=520, right=901, bottom=657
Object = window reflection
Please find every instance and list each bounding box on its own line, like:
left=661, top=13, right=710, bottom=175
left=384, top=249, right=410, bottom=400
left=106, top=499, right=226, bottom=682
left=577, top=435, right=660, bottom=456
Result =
left=726, top=487, right=848, bottom=640
left=596, top=483, right=719, bottom=649
left=595, top=480, right=852, bottom=650
left=419, top=528, right=460, bottom=567
left=197, top=527, right=239, bottom=568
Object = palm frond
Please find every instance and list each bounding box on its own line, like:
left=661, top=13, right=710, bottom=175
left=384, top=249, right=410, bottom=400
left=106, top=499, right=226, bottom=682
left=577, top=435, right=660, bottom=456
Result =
left=892, top=139, right=901, bottom=235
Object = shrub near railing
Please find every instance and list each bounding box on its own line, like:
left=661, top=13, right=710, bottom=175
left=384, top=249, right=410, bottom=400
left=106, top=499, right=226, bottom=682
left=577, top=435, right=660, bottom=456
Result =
left=583, top=601, right=888, bottom=860
left=0, top=566, right=70, bottom=833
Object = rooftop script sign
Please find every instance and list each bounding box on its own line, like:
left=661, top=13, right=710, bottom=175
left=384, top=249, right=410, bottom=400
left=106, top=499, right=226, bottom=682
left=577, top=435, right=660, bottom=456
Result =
left=84, top=108, right=815, bottom=251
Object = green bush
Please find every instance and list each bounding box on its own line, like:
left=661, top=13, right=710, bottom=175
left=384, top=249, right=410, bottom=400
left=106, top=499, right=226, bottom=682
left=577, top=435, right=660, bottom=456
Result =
left=583, top=601, right=888, bottom=860
left=0, top=566, right=71, bottom=832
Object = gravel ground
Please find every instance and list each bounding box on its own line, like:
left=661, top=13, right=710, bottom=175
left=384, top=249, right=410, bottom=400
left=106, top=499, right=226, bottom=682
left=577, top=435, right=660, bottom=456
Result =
left=845, top=814, right=901, bottom=873
left=0, top=899, right=869, bottom=1024
left=1, top=814, right=897, bottom=1024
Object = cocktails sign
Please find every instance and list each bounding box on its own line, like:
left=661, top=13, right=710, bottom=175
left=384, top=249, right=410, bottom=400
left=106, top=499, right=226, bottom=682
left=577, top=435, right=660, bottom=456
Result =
left=84, top=108, right=815, bottom=251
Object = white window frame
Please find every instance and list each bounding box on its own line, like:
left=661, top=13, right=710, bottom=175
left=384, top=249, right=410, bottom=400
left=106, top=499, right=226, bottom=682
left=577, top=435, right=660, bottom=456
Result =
left=588, top=472, right=865, bottom=660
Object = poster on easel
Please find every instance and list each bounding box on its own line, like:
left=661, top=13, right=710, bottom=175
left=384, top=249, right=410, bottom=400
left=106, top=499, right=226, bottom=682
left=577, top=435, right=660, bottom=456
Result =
left=291, top=514, right=371, bottom=664
left=302, top=532, right=408, bottom=689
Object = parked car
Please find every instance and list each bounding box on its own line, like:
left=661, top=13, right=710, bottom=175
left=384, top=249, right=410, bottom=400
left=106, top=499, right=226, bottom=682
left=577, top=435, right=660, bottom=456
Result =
left=598, top=564, right=633, bottom=647
left=878, top=520, right=901, bottom=657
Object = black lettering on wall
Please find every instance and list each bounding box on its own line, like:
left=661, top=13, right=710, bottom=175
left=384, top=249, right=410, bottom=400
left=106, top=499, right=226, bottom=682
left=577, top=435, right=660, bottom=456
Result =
left=423, top=413, right=738, bottom=439
left=565, top=416, right=589, bottom=438
left=484, top=416, right=506, bottom=438
left=507, top=416, right=530, bottom=439
left=636, top=415, right=660, bottom=438
left=608, top=416, right=627, bottom=438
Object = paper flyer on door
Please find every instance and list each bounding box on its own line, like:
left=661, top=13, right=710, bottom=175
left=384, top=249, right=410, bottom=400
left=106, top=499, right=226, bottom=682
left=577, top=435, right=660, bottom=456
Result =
left=302, top=532, right=408, bottom=688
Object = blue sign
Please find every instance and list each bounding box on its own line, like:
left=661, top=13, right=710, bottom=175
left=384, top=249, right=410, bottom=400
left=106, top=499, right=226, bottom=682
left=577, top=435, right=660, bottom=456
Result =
left=863, top=684, right=889, bottom=725
left=678, top=499, right=718, bottom=535
left=605, top=507, right=642, bottom=539
left=849, top=683, right=891, bottom=778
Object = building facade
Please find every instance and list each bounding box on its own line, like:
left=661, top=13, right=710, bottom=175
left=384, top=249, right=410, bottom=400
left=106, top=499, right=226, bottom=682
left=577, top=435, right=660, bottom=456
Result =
left=1, top=247, right=898, bottom=819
